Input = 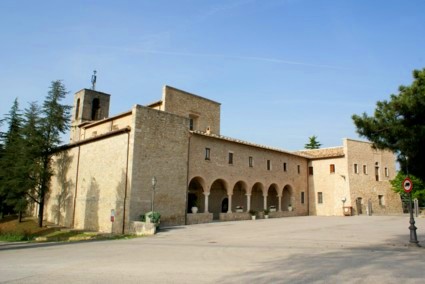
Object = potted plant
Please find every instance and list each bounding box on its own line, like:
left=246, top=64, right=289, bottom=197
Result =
left=235, top=205, right=243, bottom=213
left=191, top=199, right=200, bottom=214
left=288, top=204, right=293, bottom=211
left=249, top=209, right=257, bottom=220
left=264, top=209, right=270, bottom=219
left=269, top=205, right=276, bottom=212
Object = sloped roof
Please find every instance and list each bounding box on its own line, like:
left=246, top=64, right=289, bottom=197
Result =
left=295, top=147, right=345, bottom=159
left=192, top=130, right=306, bottom=158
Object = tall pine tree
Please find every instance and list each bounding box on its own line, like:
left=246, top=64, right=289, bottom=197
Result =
left=304, top=135, right=322, bottom=149
left=36, top=81, right=71, bottom=227
left=0, top=99, right=27, bottom=221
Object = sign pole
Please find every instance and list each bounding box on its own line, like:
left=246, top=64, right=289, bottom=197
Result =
left=408, top=191, right=419, bottom=246
left=403, top=176, right=420, bottom=247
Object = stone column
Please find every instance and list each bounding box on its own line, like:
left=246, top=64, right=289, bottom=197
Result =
left=203, top=192, right=210, bottom=213
left=246, top=194, right=251, bottom=211
left=278, top=195, right=282, bottom=212
left=227, top=194, right=233, bottom=213
left=263, top=195, right=268, bottom=210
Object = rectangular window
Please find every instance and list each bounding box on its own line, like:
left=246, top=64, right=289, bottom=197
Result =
left=189, top=118, right=194, bottom=131
left=205, top=148, right=210, bottom=160
left=330, top=164, right=335, bottom=173
left=228, top=152, right=233, bottom=164
left=283, top=162, right=287, bottom=172
left=301, top=192, right=305, bottom=204
left=267, top=160, right=271, bottom=171
left=308, top=166, right=314, bottom=175
left=385, top=167, right=389, bottom=177
left=378, top=195, right=385, bottom=206
left=375, top=165, right=380, bottom=181
left=297, top=165, right=301, bottom=174
left=318, top=192, right=323, bottom=204
left=249, top=156, right=253, bottom=167
left=354, top=163, right=359, bottom=174
left=363, top=165, right=368, bottom=174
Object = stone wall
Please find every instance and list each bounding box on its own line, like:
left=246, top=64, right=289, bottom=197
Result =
left=345, top=139, right=402, bottom=215
left=70, top=89, right=111, bottom=143
left=128, top=105, right=190, bottom=227
left=45, top=130, right=131, bottom=234
left=308, top=155, right=349, bottom=216
left=161, top=86, right=221, bottom=135
left=45, top=148, right=79, bottom=228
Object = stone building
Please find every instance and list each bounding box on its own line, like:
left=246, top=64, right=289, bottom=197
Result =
left=42, top=85, right=402, bottom=233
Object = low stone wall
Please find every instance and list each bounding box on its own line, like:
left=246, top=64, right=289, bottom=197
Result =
left=187, top=213, right=213, bottom=225
left=130, top=221, right=157, bottom=236
left=219, top=212, right=251, bottom=221
left=269, top=211, right=300, bottom=218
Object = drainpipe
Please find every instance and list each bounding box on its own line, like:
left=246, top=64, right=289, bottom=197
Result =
left=71, top=146, right=81, bottom=228
left=122, top=131, right=131, bottom=234
left=185, top=133, right=191, bottom=225
left=306, top=160, right=310, bottom=216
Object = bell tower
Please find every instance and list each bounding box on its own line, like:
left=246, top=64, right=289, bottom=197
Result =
left=70, top=88, right=111, bottom=143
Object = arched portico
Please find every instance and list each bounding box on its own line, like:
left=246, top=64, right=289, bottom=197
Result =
left=232, top=181, right=248, bottom=212
left=188, top=177, right=206, bottom=213
left=210, top=179, right=228, bottom=220
left=267, top=184, right=279, bottom=211
left=251, top=182, right=264, bottom=212
left=282, top=184, right=293, bottom=211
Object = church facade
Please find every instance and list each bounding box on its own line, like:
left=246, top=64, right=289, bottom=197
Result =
left=42, top=86, right=402, bottom=233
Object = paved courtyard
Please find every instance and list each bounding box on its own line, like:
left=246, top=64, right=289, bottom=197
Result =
left=1, top=215, right=424, bottom=283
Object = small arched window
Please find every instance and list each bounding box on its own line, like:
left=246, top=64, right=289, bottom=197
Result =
left=75, top=98, right=80, bottom=119
left=91, top=98, right=100, bottom=120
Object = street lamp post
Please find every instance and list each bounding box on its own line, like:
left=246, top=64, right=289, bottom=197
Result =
left=151, top=176, right=157, bottom=223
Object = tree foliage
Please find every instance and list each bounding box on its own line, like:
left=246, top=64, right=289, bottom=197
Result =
left=390, top=172, right=425, bottom=206
left=35, top=81, right=71, bottom=226
left=0, top=81, right=71, bottom=226
left=304, top=135, right=322, bottom=149
left=352, top=68, right=425, bottom=181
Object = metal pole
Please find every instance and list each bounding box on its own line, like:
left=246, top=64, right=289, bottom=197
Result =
left=152, top=183, right=155, bottom=222
left=408, top=191, right=420, bottom=246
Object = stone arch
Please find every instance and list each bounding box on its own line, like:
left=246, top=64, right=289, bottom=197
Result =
left=188, top=177, right=206, bottom=213
left=251, top=182, right=264, bottom=212
left=210, top=179, right=228, bottom=220
left=282, top=184, right=293, bottom=211
left=267, top=184, right=279, bottom=210
left=232, top=181, right=248, bottom=212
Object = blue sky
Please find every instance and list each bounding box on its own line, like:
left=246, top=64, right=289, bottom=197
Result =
left=1, top=0, right=424, bottom=150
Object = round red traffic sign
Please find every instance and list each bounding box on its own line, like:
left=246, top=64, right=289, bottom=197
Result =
left=403, top=177, right=413, bottom=193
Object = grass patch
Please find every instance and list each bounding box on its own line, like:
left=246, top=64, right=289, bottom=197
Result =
left=0, top=216, right=57, bottom=242
left=0, top=216, right=137, bottom=242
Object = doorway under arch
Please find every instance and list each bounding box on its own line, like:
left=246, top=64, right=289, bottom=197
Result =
left=210, top=179, right=228, bottom=220
left=188, top=177, right=205, bottom=213
left=282, top=185, right=293, bottom=211
left=233, top=181, right=247, bottom=212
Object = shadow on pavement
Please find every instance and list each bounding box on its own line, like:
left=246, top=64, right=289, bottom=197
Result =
left=219, top=234, right=425, bottom=283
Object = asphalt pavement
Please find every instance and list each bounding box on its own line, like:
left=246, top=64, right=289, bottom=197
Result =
left=1, top=215, right=424, bottom=283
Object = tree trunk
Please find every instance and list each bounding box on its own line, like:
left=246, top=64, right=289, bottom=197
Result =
left=38, top=198, right=44, bottom=227
left=18, top=211, right=22, bottom=223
